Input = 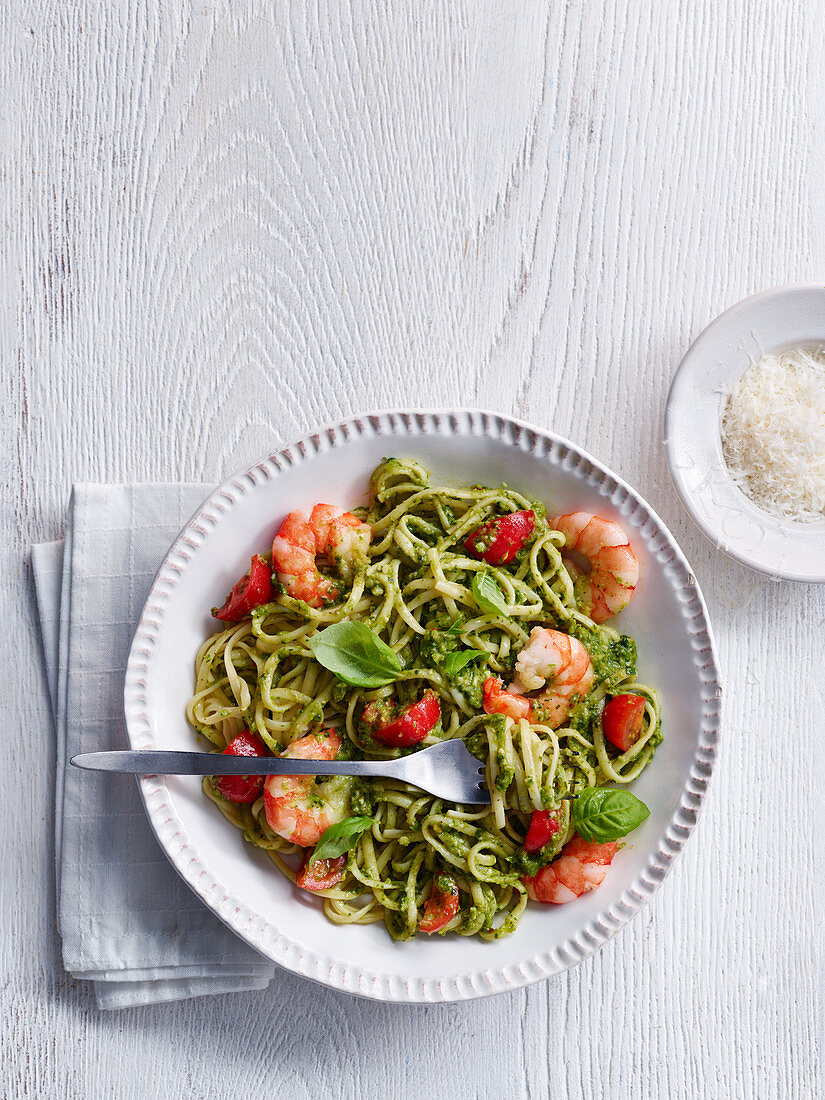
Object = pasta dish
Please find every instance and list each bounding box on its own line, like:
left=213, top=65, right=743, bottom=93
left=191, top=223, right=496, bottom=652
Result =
left=186, top=459, right=660, bottom=940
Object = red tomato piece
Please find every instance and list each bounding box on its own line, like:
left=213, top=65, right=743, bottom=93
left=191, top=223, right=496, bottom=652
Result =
left=295, top=853, right=346, bottom=892
left=601, top=693, right=646, bottom=752
left=363, top=690, right=441, bottom=748
left=464, top=510, right=536, bottom=565
left=524, top=809, right=561, bottom=853
left=212, top=555, right=272, bottom=621
left=214, top=730, right=269, bottom=804
left=419, top=873, right=460, bottom=934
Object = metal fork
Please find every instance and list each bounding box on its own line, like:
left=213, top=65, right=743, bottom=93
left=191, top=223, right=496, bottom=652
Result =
left=70, top=738, right=491, bottom=805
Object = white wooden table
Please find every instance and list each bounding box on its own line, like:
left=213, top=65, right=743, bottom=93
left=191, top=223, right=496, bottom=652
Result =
left=3, top=3, right=823, bottom=1096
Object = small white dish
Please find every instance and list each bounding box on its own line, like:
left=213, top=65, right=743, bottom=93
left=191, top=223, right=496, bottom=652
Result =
left=665, top=283, right=825, bottom=582
left=124, top=410, right=720, bottom=1002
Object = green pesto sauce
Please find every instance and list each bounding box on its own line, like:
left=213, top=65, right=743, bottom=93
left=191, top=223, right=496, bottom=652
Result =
left=512, top=842, right=555, bottom=877
left=568, top=622, right=637, bottom=689
left=417, top=626, right=455, bottom=668
left=437, top=504, right=457, bottom=529
left=433, top=872, right=454, bottom=894
left=567, top=693, right=602, bottom=737
left=449, top=660, right=486, bottom=709
left=417, top=617, right=489, bottom=709
left=348, top=779, right=375, bottom=817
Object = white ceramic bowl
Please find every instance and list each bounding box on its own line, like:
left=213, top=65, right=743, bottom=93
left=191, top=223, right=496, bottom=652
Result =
left=124, top=410, right=720, bottom=1002
left=665, top=283, right=825, bottom=582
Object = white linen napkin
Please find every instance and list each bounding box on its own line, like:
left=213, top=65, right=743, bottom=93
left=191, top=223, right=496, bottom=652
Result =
left=32, top=484, right=276, bottom=1009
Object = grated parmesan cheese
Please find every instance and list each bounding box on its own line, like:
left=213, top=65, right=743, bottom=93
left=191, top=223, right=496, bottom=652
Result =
left=721, top=346, right=825, bottom=523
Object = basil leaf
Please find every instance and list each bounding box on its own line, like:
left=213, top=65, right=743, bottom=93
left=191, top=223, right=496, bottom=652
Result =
left=309, top=621, right=403, bottom=687
left=443, top=617, right=466, bottom=637
left=572, top=787, right=650, bottom=843
left=308, top=815, right=373, bottom=866
left=471, top=571, right=508, bottom=616
left=443, top=649, right=484, bottom=676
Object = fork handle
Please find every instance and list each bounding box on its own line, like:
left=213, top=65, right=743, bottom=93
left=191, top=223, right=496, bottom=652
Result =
left=70, top=750, right=404, bottom=779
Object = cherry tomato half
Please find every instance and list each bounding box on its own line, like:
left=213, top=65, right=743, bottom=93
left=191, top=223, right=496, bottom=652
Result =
left=464, top=510, right=536, bottom=565
left=296, top=853, right=346, bottom=892
left=362, top=690, right=441, bottom=748
left=419, top=873, right=460, bottom=934
left=212, top=555, right=272, bottom=621
left=524, top=809, right=561, bottom=853
left=214, top=730, right=269, bottom=804
left=601, top=693, right=646, bottom=753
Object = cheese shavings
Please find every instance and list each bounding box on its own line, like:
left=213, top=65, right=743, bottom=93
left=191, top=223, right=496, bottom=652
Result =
left=721, top=347, right=825, bottom=522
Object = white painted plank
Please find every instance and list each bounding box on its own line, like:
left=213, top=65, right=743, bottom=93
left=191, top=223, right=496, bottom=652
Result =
left=1, top=1, right=822, bottom=1097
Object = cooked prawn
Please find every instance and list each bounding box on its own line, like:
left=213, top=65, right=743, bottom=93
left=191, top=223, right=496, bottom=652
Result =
left=271, top=503, right=371, bottom=608
left=523, top=834, right=618, bottom=904
left=308, top=504, right=371, bottom=583
left=483, top=627, right=594, bottom=728
left=550, top=512, right=639, bottom=623
left=262, top=730, right=352, bottom=847
left=482, top=676, right=533, bottom=721
left=483, top=628, right=593, bottom=728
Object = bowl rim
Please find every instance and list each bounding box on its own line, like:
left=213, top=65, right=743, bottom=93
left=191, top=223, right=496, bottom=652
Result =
left=664, top=282, right=825, bottom=583
left=124, top=408, right=721, bottom=1002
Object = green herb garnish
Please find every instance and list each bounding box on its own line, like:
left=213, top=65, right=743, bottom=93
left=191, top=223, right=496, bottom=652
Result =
left=571, top=787, right=650, bottom=843
left=471, top=572, right=508, bottom=616
left=308, top=815, right=374, bottom=866
left=442, top=649, right=484, bottom=676
left=309, top=622, right=403, bottom=688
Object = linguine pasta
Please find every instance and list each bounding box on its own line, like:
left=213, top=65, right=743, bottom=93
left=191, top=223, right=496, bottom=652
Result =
left=186, top=458, right=661, bottom=940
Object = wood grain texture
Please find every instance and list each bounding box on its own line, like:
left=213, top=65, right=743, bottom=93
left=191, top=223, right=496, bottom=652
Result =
left=2, top=1, right=823, bottom=1096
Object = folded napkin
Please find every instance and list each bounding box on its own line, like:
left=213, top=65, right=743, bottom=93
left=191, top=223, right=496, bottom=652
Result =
left=32, top=484, right=276, bottom=1009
